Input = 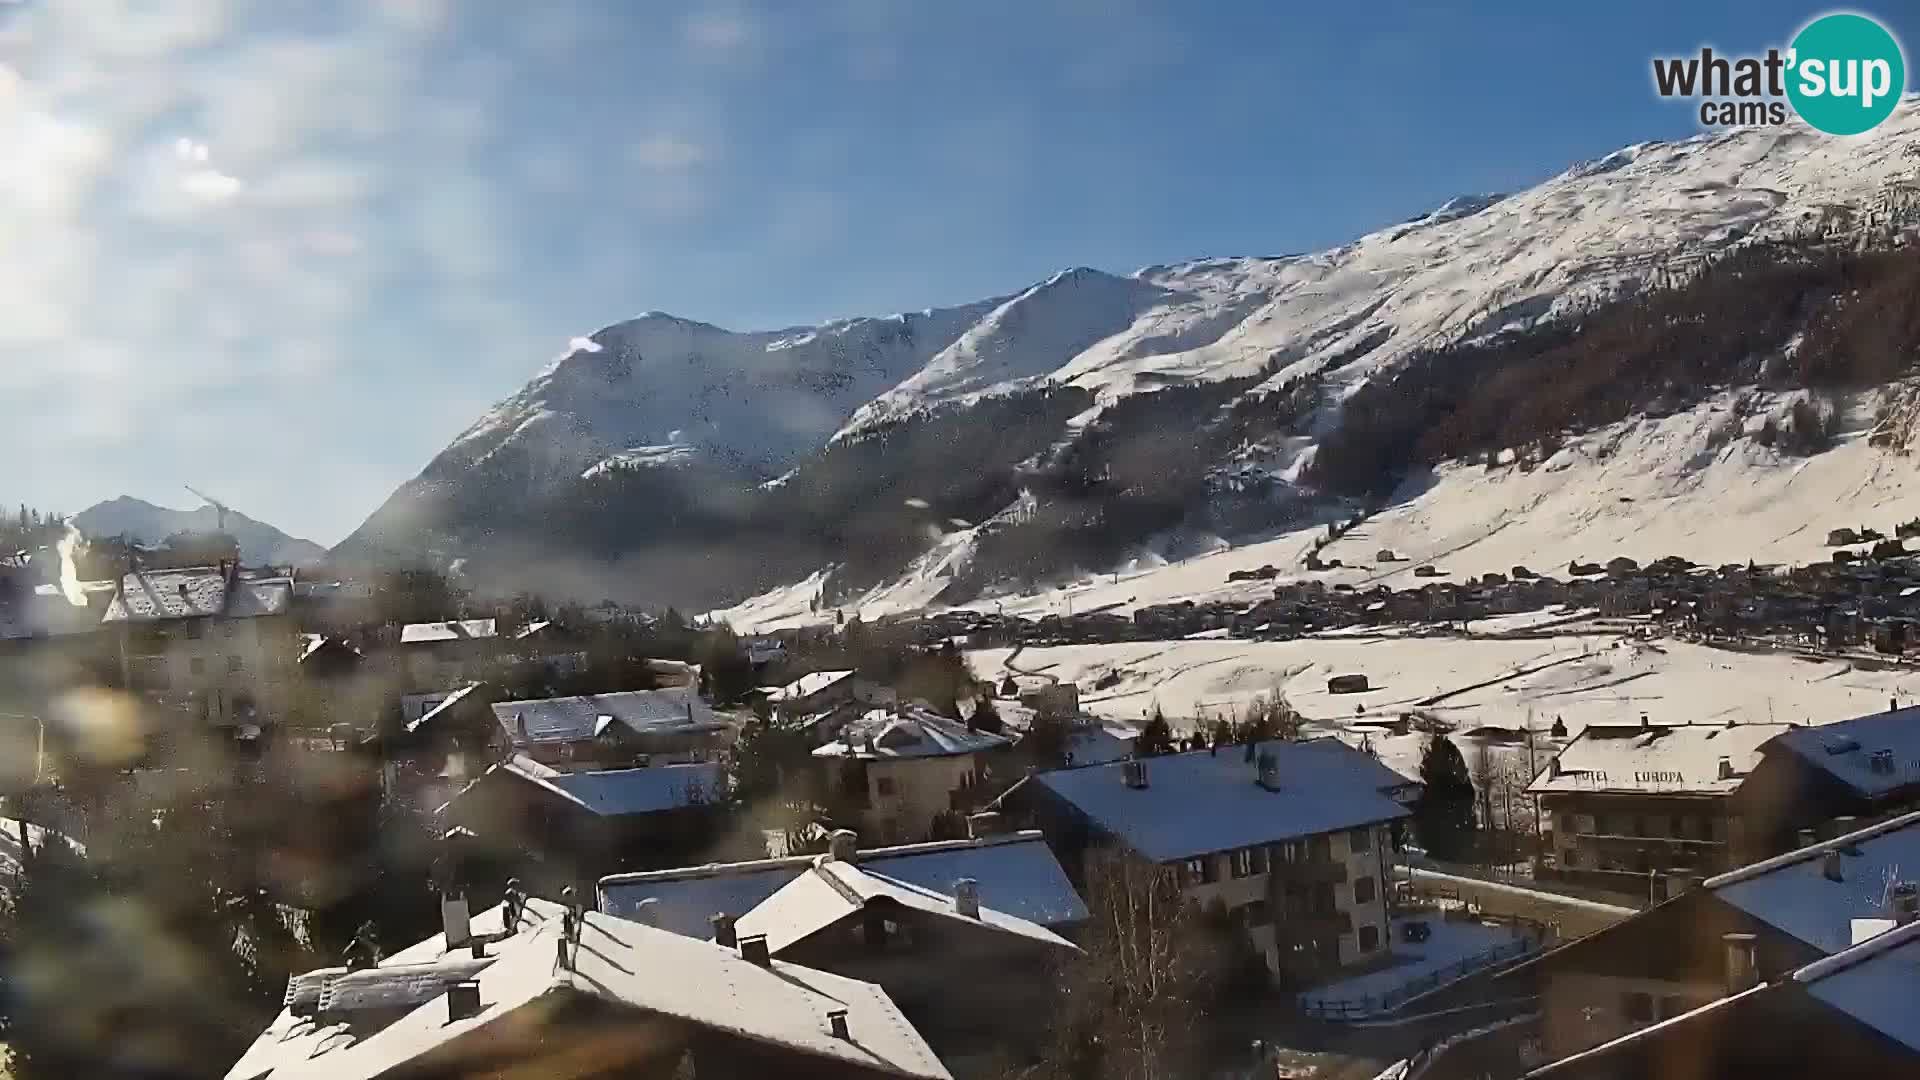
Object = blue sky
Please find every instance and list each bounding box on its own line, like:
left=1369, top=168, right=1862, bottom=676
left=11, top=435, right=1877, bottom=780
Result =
left=3, top=1, right=1916, bottom=545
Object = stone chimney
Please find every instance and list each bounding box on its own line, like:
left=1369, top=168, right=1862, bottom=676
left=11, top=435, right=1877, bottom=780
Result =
left=1797, top=828, right=1818, bottom=849
left=1895, top=882, right=1920, bottom=925
left=1716, top=756, right=1734, bottom=781
left=1724, top=933, right=1759, bottom=994
left=828, top=1009, right=850, bottom=1040
left=1123, top=759, right=1149, bottom=789
left=710, top=913, right=737, bottom=948
left=441, top=890, right=471, bottom=949
left=826, top=828, right=859, bottom=862
left=1823, top=848, right=1845, bottom=882
left=739, top=935, right=771, bottom=967
left=966, top=811, right=1006, bottom=839
left=1640, top=713, right=1650, bottom=731
left=953, top=877, right=980, bottom=919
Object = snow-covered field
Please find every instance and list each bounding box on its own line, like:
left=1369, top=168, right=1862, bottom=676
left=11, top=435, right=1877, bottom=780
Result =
left=715, top=386, right=1920, bottom=632
left=967, top=633, right=1920, bottom=781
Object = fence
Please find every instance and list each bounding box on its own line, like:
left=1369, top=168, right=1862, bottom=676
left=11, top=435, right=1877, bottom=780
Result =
left=1297, top=934, right=1542, bottom=1021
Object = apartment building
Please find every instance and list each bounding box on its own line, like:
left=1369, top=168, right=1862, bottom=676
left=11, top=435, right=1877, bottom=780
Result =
left=1531, top=721, right=1791, bottom=892
left=1002, top=738, right=1416, bottom=980
left=1503, top=810, right=1920, bottom=1062
left=103, top=562, right=295, bottom=731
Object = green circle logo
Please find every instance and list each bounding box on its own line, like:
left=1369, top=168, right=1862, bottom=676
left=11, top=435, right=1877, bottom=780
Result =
left=1787, top=13, right=1906, bottom=135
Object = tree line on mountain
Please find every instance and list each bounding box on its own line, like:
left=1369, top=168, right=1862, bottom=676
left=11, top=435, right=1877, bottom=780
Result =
left=1308, top=239, right=1920, bottom=499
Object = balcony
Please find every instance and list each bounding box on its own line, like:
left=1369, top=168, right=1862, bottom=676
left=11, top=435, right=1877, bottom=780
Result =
left=1274, top=859, right=1350, bottom=885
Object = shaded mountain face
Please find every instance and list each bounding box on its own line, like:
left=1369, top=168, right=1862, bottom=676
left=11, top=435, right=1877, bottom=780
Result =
left=75, top=497, right=327, bottom=567
left=336, top=108, right=1920, bottom=609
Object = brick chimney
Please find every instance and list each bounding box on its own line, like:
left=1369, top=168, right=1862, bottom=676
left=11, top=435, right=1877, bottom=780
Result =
left=1724, top=933, right=1759, bottom=994
left=966, top=811, right=1006, bottom=839
left=1255, top=750, right=1281, bottom=792
left=827, top=828, right=859, bottom=862
left=1895, top=882, right=1920, bottom=925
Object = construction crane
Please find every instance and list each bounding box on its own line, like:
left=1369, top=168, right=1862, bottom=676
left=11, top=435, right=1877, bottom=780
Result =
left=184, top=484, right=231, bottom=532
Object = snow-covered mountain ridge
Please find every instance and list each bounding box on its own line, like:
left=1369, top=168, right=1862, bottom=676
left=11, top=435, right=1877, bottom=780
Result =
left=339, top=106, right=1920, bottom=598
left=76, top=497, right=327, bottom=567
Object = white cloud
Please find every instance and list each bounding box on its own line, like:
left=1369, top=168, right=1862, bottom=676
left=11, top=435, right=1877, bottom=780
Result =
left=628, top=133, right=711, bottom=172
left=682, top=10, right=754, bottom=52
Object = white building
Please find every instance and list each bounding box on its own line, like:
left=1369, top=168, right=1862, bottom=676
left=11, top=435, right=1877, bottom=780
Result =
left=813, top=707, right=1012, bottom=844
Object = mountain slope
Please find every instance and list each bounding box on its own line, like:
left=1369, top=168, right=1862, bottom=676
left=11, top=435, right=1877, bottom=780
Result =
left=75, top=497, right=328, bottom=567
left=340, top=105, right=1920, bottom=604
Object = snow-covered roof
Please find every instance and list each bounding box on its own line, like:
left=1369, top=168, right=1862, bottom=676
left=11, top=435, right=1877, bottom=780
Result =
left=1765, top=705, right=1920, bottom=801
left=103, top=566, right=290, bottom=623
left=447, top=755, right=726, bottom=818
left=771, top=668, right=854, bottom=702
left=225, top=897, right=563, bottom=1080
left=405, top=682, right=483, bottom=735
left=812, top=706, right=1011, bottom=760
left=1707, top=810, right=1920, bottom=955
left=490, top=687, right=726, bottom=744
left=1791, top=916, right=1920, bottom=1054
left=513, top=619, right=553, bottom=640
left=1528, top=723, right=1791, bottom=797
left=1025, top=738, right=1412, bottom=863
left=399, top=618, right=497, bottom=644
left=599, top=830, right=1088, bottom=937
left=735, top=856, right=1075, bottom=955
left=247, top=910, right=950, bottom=1080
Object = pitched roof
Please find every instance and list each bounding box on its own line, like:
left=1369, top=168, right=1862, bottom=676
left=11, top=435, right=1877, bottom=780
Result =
left=598, top=830, right=1088, bottom=938
left=1705, top=811, right=1920, bottom=955
left=247, top=909, right=950, bottom=1080
left=490, top=687, right=726, bottom=745
left=1528, top=723, right=1791, bottom=797
left=103, top=566, right=290, bottom=623
left=404, top=681, right=483, bottom=735
left=1765, top=705, right=1920, bottom=801
left=772, top=669, right=855, bottom=702
left=735, top=856, right=1075, bottom=955
left=1791, top=915, right=1920, bottom=1053
left=442, top=755, right=726, bottom=818
left=399, top=619, right=497, bottom=644
left=225, top=898, right=564, bottom=1080
left=1026, top=738, right=1412, bottom=863
left=812, top=706, right=1011, bottom=761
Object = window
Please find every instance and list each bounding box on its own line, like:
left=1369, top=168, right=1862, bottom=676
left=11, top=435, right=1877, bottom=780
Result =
left=1231, top=847, right=1268, bottom=878
left=1307, top=834, right=1332, bottom=863
left=1672, top=815, right=1689, bottom=839
left=1624, top=992, right=1655, bottom=1023
left=1350, top=827, right=1372, bottom=854
left=189, top=657, right=206, bottom=675
left=1353, top=876, right=1377, bottom=905
left=227, top=655, right=244, bottom=674
left=1311, top=882, right=1336, bottom=916
left=874, top=776, right=897, bottom=797
left=1562, top=847, right=1580, bottom=867
left=1561, top=813, right=1577, bottom=835
left=1358, top=924, right=1380, bottom=952
left=1242, top=899, right=1271, bottom=926
left=1185, top=857, right=1218, bottom=885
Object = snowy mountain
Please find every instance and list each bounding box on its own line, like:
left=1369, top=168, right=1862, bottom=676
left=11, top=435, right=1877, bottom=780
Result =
left=339, top=105, right=1920, bottom=606
left=75, top=497, right=328, bottom=567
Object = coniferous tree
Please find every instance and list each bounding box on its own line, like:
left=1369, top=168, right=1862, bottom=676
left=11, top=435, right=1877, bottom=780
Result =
left=1412, top=734, right=1478, bottom=861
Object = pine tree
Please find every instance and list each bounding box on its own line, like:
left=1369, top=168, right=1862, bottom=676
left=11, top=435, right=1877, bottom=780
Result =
left=1137, top=708, right=1175, bottom=756
left=1412, top=734, right=1478, bottom=861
